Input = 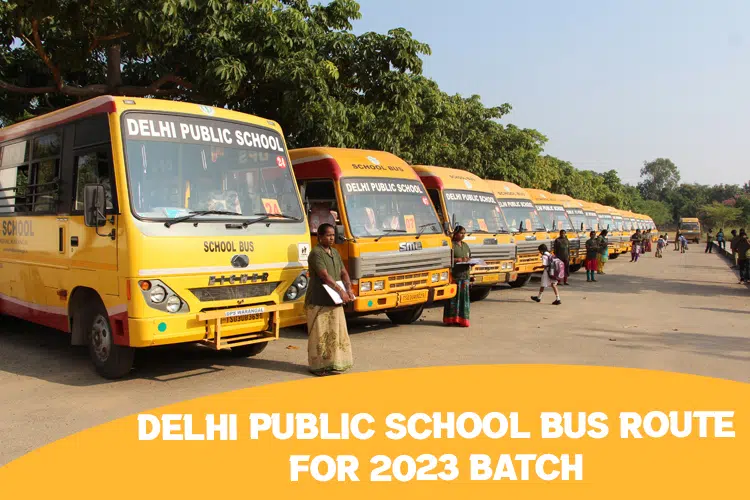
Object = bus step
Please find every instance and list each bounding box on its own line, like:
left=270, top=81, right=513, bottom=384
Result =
left=201, top=332, right=275, bottom=350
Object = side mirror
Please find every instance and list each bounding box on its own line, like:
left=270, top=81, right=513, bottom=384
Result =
left=580, top=222, right=584, bottom=231
left=335, top=224, right=346, bottom=244
left=84, top=184, right=107, bottom=228
left=519, top=221, right=525, bottom=232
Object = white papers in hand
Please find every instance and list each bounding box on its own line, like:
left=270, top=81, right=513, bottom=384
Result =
left=323, top=281, right=352, bottom=305
left=466, top=258, right=486, bottom=266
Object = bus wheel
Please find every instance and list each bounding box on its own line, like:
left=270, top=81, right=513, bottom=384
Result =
left=230, top=342, right=269, bottom=357
left=469, top=287, right=491, bottom=302
left=610, top=253, right=619, bottom=260
left=508, top=274, right=531, bottom=288
left=83, top=302, right=134, bottom=379
left=569, top=264, right=582, bottom=273
left=386, top=305, right=424, bottom=325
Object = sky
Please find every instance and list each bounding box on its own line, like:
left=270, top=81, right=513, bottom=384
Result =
left=351, top=0, right=750, bottom=186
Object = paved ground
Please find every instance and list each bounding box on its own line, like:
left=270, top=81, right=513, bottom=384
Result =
left=1, top=247, right=749, bottom=464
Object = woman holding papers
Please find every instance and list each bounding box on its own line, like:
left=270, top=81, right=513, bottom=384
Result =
left=305, top=223, right=355, bottom=376
left=443, top=226, right=473, bottom=327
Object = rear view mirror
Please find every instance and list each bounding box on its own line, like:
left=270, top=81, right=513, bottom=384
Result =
left=335, top=224, right=346, bottom=244
left=84, top=184, right=107, bottom=228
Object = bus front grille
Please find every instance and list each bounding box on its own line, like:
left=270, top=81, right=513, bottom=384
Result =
left=189, top=282, right=281, bottom=302
left=350, top=246, right=452, bottom=279
left=388, top=272, right=430, bottom=290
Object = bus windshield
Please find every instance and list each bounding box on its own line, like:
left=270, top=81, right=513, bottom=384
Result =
left=622, top=218, right=632, bottom=231
left=535, top=204, right=574, bottom=232
left=598, top=215, right=614, bottom=231
left=341, top=178, right=442, bottom=238
left=497, top=199, right=546, bottom=233
left=443, top=190, right=508, bottom=234
left=565, top=207, right=588, bottom=231
left=122, top=112, right=303, bottom=223
left=584, top=212, right=600, bottom=232
left=613, top=217, right=624, bottom=231
left=681, top=222, right=700, bottom=231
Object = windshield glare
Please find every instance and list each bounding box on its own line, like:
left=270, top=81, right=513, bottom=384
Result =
left=681, top=223, right=700, bottom=231
left=565, top=208, right=588, bottom=231
left=443, top=190, right=508, bottom=234
left=497, top=199, right=546, bottom=232
left=536, top=204, right=574, bottom=231
left=585, top=213, right=600, bottom=231
left=341, top=178, right=442, bottom=238
left=122, top=113, right=303, bottom=222
left=598, top=215, right=614, bottom=231
left=613, top=217, right=624, bottom=231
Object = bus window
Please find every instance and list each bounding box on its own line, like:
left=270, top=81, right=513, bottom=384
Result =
left=73, top=151, right=114, bottom=212
left=427, top=188, right=444, bottom=219
left=300, top=180, right=340, bottom=233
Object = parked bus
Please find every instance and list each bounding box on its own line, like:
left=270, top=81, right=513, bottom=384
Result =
left=0, top=96, right=311, bottom=378
left=290, top=149, right=456, bottom=323
left=487, top=180, right=549, bottom=288
left=591, top=203, right=618, bottom=257
left=412, top=166, right=516, bottom=301
left=525, top=189, right=579, bottom=263
left=608, top=207, right=630, bottom=256
left=556, top=194, right=589, bottom=271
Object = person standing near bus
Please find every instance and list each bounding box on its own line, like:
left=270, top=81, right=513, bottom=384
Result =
left=716, top=228, right=725, bottom=251
left=305, top=223, right=355, bottom=376
left=443, top=226, right=472, bottom=327
left=597, top=229, right=609, bottom=275
left=674, top=230, right=681, bottom=251
left=630, top=229, right=642, bottom=262
left=730, top=229, right=740, bottom=268
left=585, top=231, right=599, bottom=282
left=553, top=229, right=571, bottom=286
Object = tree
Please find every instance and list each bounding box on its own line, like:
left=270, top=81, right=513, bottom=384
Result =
left=699, top=202, right=740, bottom=231
left=638, top=158, right=681, bottom=200
left=634, top=200, right=672, bottom=226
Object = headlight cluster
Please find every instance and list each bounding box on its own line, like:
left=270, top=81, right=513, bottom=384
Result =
left=284, top=272, right=309, bottom=301
left=138, top=280, right=188, bottom=314
left=501, top=262, right=513, bottom=270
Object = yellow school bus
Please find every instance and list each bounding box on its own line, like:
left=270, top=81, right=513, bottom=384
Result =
left=556, top=194, right=589, bottom=270
left=0, top=96, right=310, bottom=378
left=620, top=210, right=636, bottom=252
left=412, top=166, right=516, bottom=301
left=290, top=149, right=456, bottom=323
left=580, top=201, right=602, bottom=236
left=608, top=208, right=630, bottom=255
left=487, top=180, right=549, bottom=288
left=590, top=203, right=619, bottom=257
left=525, top=188, right=580, bottom=263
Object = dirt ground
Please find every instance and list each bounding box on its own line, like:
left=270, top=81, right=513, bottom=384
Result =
left=1, top=247, right=748, bottom=465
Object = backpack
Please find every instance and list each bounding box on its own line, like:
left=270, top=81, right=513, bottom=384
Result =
left=546, top=254, right=565, bottom=280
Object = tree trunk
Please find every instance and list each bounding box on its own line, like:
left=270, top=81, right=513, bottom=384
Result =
left=106, top=44, right=122, bottom=93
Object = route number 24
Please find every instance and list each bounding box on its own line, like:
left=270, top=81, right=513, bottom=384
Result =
left=370, top=454, right=458, bottom=482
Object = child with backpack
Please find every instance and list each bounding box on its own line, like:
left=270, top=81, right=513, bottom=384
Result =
left=531, top=244, right=563, bottom=305
left=656, top=235, right=666, bottom=258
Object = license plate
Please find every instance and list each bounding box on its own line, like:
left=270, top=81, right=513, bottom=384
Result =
left=477, top=274, right=500, bottom=283
left=399, top=290, right=428, bottom=306
left=224, top=306, right=265, bottom=318
left=221, top=313, right=263, bottom=325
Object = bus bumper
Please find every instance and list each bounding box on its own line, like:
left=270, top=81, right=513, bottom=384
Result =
left=470, top=271, right=517, bottom=286
left=348, top=283, right=456, bottom=313
left=515, top=253, right=543, bottom=275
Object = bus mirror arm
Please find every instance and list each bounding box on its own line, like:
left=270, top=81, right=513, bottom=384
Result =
left=84, top=184, right=116, bottom=240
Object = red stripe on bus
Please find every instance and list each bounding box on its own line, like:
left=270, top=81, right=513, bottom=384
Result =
left=0, top=296, right=70, bottom=332
left=0, top=96, right=117, bottom=144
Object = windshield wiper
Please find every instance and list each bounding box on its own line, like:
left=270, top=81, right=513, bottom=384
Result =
left=242, top=212, right=302, bottom=228
left=374, top=229, right=407, bottom=242
left=164, top=210, right=241, bottom=228
left=416, top=223, right=437, bottom=239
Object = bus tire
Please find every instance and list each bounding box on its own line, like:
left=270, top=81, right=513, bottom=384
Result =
left=82, top=301, right=134, bottom=379
left=569, top=264, right=582, bottom=273
left=230, top=342, right=268, bottom=357
left=386, top=305, right=424, bottom=325
left=509, top=274, right=532, bottom=288
left=610, top=253, right=619, bottom=260
left=469, top=287, right=491, bottom=302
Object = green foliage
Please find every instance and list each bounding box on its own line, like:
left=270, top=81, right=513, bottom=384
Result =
left=699, top=202, right=741, bottom=231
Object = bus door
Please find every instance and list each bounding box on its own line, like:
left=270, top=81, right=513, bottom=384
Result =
left=69, top=145, right=119, bottom=296
left=298, top=179, right=350, bottom=264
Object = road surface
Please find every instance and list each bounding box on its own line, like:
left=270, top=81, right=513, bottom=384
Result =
left=1, top=247, right=748, bottom=465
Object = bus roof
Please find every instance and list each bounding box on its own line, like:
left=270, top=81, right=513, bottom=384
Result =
left=0, top=95, right=282, bottom=145
left=525, top=188, right=559, bottom=205
left=680, top=217, right=700, bottom=222
left=412, top=165, right=494, bottom=193
left=486, top=180, right=533, bottom=200
left=289, top=147, right=419, bottom=181
left=556, top=194, right=586, bottom=210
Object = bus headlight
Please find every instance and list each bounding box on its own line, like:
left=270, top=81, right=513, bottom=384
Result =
left=360, top=281, right=372, bottom=293
left=150, top=285, right=167, bottom=303
left=285, top=285, right=299, bottom=301
left=374, top=280, right=385, bottom=291
left=166, top=296, right=182, bottom=313
left=431, top=273, right=439, bottom=283
left=297, top=274, right=308, bottom=290
left=440, top=271, right=449, bottom=281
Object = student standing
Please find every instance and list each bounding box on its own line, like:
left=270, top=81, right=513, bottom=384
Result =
left=737, top=231, right=750, bottom=284
left=584, top=231, right=599, bottom=282
left=717, top=228, right=725, bottom=251
left=656, top=234, right=666, bottom=258
left=674, top=230, right=681, bottom=251
left=730, top=229, right=740, bottom=268
left=679, top=234, right=688, bottom=253
left=630, top=229, right=642, bottom=262
left=553, top=229, right=571, bottom=286
left=531, top=244, right=562, bottom=305
left=597, top=230, right=609, bottom=274
left=705, top=230, right=714, bottom=253
left=443, top=226, right=472, bottom=327
left=305, top=223, right=354, bottom=376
